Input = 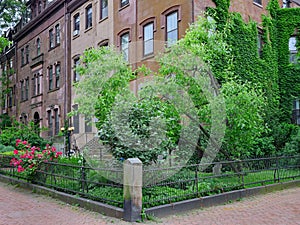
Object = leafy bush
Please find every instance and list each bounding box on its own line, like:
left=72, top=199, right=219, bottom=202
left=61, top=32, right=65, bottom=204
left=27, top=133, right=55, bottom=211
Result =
left=0, top=120, right=50, bottom=149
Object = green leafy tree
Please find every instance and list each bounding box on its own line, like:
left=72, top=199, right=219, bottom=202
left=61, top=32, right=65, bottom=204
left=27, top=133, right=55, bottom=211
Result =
left=0, top=0, right=26, bottom=51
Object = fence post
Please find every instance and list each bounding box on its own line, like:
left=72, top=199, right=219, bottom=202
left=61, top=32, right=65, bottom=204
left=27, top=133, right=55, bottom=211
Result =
left=123, top=158, right=143, bottom=222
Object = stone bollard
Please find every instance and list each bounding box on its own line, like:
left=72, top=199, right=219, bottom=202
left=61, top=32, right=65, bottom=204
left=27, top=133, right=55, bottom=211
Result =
left=123, top=158, right=143, bottom=222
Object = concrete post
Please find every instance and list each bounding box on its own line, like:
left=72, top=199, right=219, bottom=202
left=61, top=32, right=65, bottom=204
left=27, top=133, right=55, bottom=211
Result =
left=123, top=158, right=143, bottom=222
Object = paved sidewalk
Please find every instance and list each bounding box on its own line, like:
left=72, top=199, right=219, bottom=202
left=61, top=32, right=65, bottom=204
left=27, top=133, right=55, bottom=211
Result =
left=0, top=181, right=299, bottom=225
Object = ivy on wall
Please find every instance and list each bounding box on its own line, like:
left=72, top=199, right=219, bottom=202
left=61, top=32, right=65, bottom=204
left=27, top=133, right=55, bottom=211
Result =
left=209, top=0, right=300, bottom=124
left=273, top=7, right=300, bottom=122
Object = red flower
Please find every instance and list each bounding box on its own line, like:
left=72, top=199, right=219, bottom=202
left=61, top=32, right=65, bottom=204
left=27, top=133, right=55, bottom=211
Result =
left=13, top=149, right=18, bottom=155
left=17, top=165, right=24, bottom=172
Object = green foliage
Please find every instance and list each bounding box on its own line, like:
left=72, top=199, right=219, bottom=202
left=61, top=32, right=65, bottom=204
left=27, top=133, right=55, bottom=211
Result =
left=99, top=96, right=181, bottom=165
left=281, top=127, right=300, bottom=156
left=0, top=120, right=50, bottom=148
left=0, top=0, right=27, bottom=30
left=275, top=9, right=300, bottom=122
left=221, top=81, right=265, bottom=158
left=159, top=15, right=266, bottom=159
left=72, top=46, right=135, bottom=126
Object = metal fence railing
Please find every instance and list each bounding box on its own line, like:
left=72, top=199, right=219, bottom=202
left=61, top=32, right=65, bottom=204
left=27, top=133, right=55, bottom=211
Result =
left=142, top=155, right=300, bottom=208
left=0, top=154, right=299, bottom=209
left=0, top=155, right=124, bottom=208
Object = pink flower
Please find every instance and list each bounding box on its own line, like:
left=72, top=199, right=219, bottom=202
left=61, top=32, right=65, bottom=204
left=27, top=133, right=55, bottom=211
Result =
left=52, top=146, right=56, bottom=152
left=13, top=149, right=18, bottom=155
left=22, top=140, right=27, bottom=145
left=17, top=165, right=24, bottom=172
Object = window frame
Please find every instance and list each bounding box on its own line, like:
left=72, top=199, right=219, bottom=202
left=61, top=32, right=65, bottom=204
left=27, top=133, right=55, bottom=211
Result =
left=55, top=24, right=60, bottom=45
left=25, top=45, right=29, bottom=64
left=120, top=32, right=130, bottom=62
left=25, top=78, right=29, bottom=100
left=73, top=13, right=80, bottom=36
left=120, top=0, right=129, bottom=8
left=49, top=29, right=54, bottom=49
left=48, top=110, right=53, bottom=137
left=55, top=63, right=60, bottom=88
left=85, top=4, right=93, bottom=29
left=21, top=48, right=25, bottom=66
left=100, top=0, right=108, bottom=20
left=73, top=57, right=80, bottom=82
left=54, top=108, right=59, bottom=135
left=37, top=38, right=41, bottom=56
left=49, top=65, right=53, bottom=91
left=289, top=36, right=298, bottom=64
left=253, top=0, right=262, bottom=6
left=166, top=11, right=178, bottom=47
left=143, top=22, right=154, bottom=56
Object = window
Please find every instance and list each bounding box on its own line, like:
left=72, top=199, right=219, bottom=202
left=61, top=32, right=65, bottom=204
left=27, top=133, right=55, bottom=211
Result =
left=48, top=110, right=53, bottom=136
left=73, top=13, right=80, bottom=36
left=9, top=58, right=13, bottom=72
left=25, top=78, right=29, bottom=100
left=32, top=74, right=41, bottom=96
left=12, top=85, right=16, bottom=106
left=21, top=49, right=25, bottom=65
left=20, top=80, right=24, bottom=101
left=289, top=36, right=298, bottom=64
left=86, top=4, right=92, bottom=29
left=166, top=11, right=178, bottom=47
left=120, top=32, right=129, bottom=61
left=55, top=24, right=60, bottom=45
left=121, top=0, right=129, bottom=8
left=32, top=76, right=37, bottom=96
left=100, top=0, right=108, bottom=20
left=37, top=75, right=40, bottom=95
left=55, top=64, right=60, bottom=88
left=49, top=29, right=54, bottom=49
left=54, top=109, right=59, bottom=135
left=25, top=45, right=29, bottom=64
left=85, top=118, right=92, bottom=133
left=292, top=99, right=300, bottom=125
left=37, top=38, right=41, bottom=55
left=73, top=105, right=79, bottom=134
left=38, top=1, right=42, bottom=13
left=49, top=66, right=53, bottom=90
left=253, top=0, right=262, bottom=5
left=73, top=57, right=80, bottom=82
left=257, top=33, right=263, bottom=57
left=8, top=88, right=12, bottom=107
left=283, top=0, right=290, bottom=8
left=143, top=23, right=154, bottom=56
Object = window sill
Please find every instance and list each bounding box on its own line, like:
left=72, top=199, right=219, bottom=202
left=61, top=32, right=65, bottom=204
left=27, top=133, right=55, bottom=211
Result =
left=99, top=16, right=108, bottom=24
left=253, top=2, right=263, bottom=8
left=72, top=34, right=80, bottom=40
left=119, top=3, right=130, bottom=11
left=142, top=54, right=155, bottom=61
left=32, top=93, right=43, bottom=98
left=48, top=87, right=59, bottom=93
left=84, top=27, right=93, bottom=33
left=48, top=44, right=60, bottom=52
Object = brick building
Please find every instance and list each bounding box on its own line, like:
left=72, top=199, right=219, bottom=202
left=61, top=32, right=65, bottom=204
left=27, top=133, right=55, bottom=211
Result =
left=0, top=0, right=299, bottom=152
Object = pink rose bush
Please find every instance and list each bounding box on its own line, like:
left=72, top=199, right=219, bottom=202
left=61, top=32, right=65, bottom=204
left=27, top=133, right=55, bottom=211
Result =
left=10, top=139, right=63, bottom=179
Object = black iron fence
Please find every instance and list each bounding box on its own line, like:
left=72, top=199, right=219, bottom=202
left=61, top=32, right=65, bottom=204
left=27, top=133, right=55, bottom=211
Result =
left=0, top=155, right=124, bottom=208
left=0, top=154, right=299, bottom=209
left=142, top=155, right=300, bottom=207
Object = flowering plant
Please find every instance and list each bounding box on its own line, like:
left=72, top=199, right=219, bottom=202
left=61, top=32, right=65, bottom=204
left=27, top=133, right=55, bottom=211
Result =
left=10, top=139, right=62, bottom=181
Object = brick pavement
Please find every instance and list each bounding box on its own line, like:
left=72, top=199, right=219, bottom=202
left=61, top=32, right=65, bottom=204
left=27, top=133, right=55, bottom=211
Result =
left=0, top=181, right=299, bottom=225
